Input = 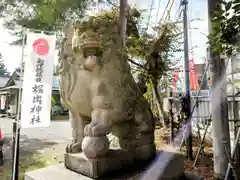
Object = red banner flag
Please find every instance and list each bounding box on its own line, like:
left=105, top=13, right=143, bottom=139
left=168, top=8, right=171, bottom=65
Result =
left=189, top=56, right=199, bottom=90
left=173, top=70, right=179, bottom=88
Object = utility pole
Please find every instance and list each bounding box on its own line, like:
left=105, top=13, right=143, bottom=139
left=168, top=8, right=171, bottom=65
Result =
left=119, top=0, right=128, bottom=47
left=12, top=28, right=25, bottom=180
left=208, top=0, right=231, bottom=179
left=182, top=0, right=193, bottom=160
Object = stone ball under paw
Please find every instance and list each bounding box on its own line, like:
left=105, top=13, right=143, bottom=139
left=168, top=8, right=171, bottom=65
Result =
left=82, top=136, right=109, bottom=158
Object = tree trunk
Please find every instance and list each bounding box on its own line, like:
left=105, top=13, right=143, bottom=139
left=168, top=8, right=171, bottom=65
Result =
left=152, top=80, right=168, bottom=128
left=208, top=0, right=231, bottom=178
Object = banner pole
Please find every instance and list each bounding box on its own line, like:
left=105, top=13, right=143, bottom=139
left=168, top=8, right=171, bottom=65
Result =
left=12, top=29, right=25, bottom=180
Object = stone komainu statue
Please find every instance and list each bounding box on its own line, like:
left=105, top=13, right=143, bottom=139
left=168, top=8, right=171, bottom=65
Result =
left=56, top=11, right=156, bottom=178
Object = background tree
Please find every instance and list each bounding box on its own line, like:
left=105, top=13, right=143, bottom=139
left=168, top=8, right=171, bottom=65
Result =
left=15, top=61, right=25, bottom=73
left=0, top=0, right=111, bottom=44
left=0, top=53, right=10, bottom=76
left=127, top=21, right=182, bottom=127
left=208, top=0, right=240, bottom=56
left=208, top=0, right=240, bottom=93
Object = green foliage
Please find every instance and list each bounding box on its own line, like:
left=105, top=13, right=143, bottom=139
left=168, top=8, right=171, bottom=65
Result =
left=208, top=0, right=240, bottom=56
left=144, top=81, right=153, bottom=100
left=143, top=76, right=169, bottom=99
left=0, top=53, right=10, bottom=76
left=0, top=154, right=54, bottom=180
left=51, top=96, right=56, bottom=105
left=0, top=0, right=92, bottom=44
left=131, top=22, right=182, bottom=83
left=15, top=61, right=25, bottom=73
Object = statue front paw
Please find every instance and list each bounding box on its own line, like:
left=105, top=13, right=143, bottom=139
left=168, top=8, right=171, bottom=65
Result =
left=66, top=141, right=82, bottom=153
left=84, top=122, right=110, bottom=137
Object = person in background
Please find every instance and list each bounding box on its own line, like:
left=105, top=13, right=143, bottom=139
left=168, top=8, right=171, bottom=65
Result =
left=208, top=77, right=212, bottom=89
left=6, top=104, right=10, bottom=117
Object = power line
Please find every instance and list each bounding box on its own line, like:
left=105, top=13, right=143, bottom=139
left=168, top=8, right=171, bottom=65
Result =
left=146, top=0, right=155, bottom=31
left=159, top=0, right=171, bottom=24
left=165, top=0, right=176, bottom=21
left=188, top=0, right=193, bottom=51
left=174, top=0, right=182, bottom=20
left=155, top=0, right=162, bottom=26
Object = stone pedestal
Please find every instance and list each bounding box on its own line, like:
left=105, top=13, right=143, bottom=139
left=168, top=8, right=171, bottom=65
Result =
left=65, top=150, right=135, bottom=178
left=65, top=146, right=156, bottom=179
left=25, top=150, right=202, bottom=180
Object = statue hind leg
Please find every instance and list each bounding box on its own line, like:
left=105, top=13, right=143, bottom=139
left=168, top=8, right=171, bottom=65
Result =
left=66, top=111, right=90, bottom=153
left=134, top=106, right=156, bottom=161
left=118, top=101, right=156, bottom=161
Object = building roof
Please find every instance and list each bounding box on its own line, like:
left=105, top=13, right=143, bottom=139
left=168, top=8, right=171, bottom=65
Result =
left=2, top=70, right=59, bottom=91
left=0, top=76, right=10, bottom=88
left=13, top=76, right=59, bottom=90
left=15, top=71, right=24, bottom=81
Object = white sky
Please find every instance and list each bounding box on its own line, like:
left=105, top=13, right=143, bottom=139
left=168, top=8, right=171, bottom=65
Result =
left=0, top=0, right=209, bottom=73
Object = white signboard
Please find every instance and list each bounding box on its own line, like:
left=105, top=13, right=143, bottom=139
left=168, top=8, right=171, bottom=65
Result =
left=191, top=90, right=210, bottom=97
left=21, top=32, right=56, bottom=128
left=0, top=96, right=6, bottom=110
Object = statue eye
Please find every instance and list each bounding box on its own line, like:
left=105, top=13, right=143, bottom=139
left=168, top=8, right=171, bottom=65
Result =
left=96, top=49, right=102, bottom=57
left=83, top=52, right=88, bottom=58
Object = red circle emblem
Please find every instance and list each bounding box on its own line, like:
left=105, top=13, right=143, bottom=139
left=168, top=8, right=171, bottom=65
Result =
left=32, top=38, right=50, bottom=56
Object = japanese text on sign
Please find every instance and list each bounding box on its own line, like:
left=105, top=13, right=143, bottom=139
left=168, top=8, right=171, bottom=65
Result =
left=30, top=58, right=44, bottom=125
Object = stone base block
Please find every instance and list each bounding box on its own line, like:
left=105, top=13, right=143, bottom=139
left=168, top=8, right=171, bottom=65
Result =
left=64, top=148, right=185, bottom=179
left=64, top=149, right=154, bottom=179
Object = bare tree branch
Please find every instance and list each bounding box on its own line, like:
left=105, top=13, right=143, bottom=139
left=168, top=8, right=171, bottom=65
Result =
left=106, top=0, right=117, bottom=7
left=127, top=58, right=146, bottom=69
